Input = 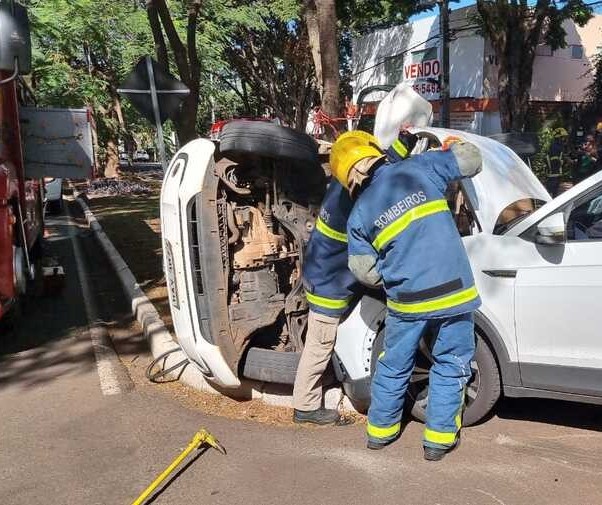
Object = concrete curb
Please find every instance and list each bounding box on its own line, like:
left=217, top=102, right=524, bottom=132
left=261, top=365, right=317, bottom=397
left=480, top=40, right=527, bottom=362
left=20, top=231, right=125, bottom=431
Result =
left=74, top=193, right=354, bottom=411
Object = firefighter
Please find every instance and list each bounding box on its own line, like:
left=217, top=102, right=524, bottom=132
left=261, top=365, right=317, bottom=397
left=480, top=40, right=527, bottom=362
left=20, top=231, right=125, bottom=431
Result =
left=329, top=132, right=482, bottom=460
left=293, top=130, right=420, bottom=425
left=292, top=130, right=383, bottom=425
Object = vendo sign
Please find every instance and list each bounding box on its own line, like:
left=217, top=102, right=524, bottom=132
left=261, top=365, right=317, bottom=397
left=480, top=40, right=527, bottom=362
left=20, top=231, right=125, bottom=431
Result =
left=404, top=59, right=441, bottom=80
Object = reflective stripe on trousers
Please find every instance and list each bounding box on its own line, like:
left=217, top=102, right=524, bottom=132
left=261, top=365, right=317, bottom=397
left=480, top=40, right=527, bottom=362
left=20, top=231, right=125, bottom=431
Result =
left=367, top=421, right=401, bottom=440
left=305, top=291, right=350, bottom=311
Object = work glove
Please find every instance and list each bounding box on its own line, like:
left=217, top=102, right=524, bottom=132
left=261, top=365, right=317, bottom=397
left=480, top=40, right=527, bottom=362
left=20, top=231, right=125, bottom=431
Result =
left=348, top=254, right=383, bottom=288
left=442, top=136, right=482, bottom=178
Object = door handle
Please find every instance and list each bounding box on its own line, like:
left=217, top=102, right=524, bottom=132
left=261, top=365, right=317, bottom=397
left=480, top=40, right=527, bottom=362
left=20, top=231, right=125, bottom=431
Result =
left=482, top=270, right=517, bottom=278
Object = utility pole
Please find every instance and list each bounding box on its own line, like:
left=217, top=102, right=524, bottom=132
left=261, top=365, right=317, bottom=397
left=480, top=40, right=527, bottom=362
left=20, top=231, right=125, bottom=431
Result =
left=439, top=0, right=450, bottom=128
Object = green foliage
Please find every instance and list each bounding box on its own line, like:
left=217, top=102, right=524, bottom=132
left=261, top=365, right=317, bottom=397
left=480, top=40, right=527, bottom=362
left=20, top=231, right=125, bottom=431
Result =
left=337, top=0, right=421, bottom=34
left=27, top=0, right=155, bottom=156
left=532, top=125, right=557, bottom=181
left=581, top=50, right=602, bottom=128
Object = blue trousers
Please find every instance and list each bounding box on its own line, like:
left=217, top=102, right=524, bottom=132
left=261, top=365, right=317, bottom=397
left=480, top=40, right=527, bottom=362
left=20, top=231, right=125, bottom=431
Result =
left=367, top=312, right=475, bottom=449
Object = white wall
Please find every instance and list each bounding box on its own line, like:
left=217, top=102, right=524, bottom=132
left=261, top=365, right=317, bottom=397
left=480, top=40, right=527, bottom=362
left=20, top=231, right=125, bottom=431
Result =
left=530, top=16, right=602, bottom=102
left=352, top=11, right=484, bottom=102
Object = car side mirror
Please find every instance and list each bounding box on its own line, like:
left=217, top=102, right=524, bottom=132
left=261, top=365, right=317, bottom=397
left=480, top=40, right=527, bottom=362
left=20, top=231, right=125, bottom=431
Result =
left=0, top=3, right=31, bottom=83
left=535, top=212, right=566, bottom=245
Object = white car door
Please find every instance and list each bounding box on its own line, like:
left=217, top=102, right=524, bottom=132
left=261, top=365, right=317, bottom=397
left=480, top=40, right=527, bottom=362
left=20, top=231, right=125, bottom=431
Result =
left=510, top=175, right=602, bottom=396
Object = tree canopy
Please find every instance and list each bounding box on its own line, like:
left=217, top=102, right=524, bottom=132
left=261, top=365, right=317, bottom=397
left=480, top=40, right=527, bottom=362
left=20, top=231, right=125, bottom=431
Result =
left=476, top=0, right=593, bottom=132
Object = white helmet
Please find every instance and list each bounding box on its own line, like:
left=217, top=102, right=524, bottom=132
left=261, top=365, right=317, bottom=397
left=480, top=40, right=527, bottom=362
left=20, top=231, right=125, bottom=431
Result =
left=373, top=83, right=433, bottom=149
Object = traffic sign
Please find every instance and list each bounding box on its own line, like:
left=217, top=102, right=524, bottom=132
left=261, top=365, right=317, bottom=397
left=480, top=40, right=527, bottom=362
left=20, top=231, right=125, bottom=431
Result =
left=118, top=56, right=189, bottom=169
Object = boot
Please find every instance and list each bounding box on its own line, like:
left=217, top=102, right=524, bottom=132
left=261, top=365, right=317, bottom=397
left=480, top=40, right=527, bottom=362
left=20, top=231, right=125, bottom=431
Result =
left=293, top=408, right=341, bottom=426
left=423, top=436, right=461, bottom=462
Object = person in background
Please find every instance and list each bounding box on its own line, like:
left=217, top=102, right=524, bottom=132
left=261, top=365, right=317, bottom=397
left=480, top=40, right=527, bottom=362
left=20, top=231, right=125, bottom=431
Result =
left=573, top=134, right=598, bottom=183
left=546, top=128, right=568, bottom=197
left=345, top=97, right=358, bottom=132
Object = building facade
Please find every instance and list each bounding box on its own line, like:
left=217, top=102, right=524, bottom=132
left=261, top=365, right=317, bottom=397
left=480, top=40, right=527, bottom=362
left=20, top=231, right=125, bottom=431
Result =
left=352, top=7, right=602, bottom=135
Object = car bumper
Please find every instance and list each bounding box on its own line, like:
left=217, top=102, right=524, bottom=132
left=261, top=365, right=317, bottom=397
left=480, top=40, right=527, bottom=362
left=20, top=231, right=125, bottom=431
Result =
left=160, top=139, right=240, bottom=388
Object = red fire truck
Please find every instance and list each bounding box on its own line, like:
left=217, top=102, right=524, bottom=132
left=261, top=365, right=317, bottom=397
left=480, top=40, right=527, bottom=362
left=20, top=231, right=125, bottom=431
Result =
left=0, top=3, right=40, bottom=322
left=0, top=3, right=94, bottom=324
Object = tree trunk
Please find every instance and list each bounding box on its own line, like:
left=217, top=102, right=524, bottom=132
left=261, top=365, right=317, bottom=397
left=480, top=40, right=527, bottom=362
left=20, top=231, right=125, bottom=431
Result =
left=496, top=28, right=536, bottom=132
left=476, top=0, right=554, bottom=133
left=148, top=0, right=200, bottom=144
left=146, top=0, right=168, bottom=68
left=175, top=90, right=199, bottom=144
left=316, top=0, right=340, bottom=121
left=104, top=137, right=120, bottom=178
left=304, top=0, right=322, bottom=97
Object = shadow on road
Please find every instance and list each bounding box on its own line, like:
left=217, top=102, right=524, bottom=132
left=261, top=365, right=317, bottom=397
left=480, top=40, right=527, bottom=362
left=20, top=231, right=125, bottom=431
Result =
left=0, top=201, right=149, bottom=389
left=496, top=396, right=602, bottom=432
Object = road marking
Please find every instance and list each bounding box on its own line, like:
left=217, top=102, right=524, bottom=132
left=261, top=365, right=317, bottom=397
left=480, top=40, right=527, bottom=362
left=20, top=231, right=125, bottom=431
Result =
left=65, top=201, right=128, bottom=395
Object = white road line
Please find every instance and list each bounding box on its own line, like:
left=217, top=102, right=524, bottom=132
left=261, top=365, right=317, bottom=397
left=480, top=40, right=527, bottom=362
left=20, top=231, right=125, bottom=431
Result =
left=65, top=201, right=125, bottom=396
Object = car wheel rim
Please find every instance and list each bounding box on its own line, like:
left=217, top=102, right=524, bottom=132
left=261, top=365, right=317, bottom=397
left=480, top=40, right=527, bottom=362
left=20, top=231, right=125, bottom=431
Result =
left=409, top=336, right=479, bottom=413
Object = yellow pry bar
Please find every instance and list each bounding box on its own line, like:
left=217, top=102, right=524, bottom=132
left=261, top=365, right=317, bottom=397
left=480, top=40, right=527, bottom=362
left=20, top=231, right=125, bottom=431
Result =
left=131, top=429, right=226, bottom=505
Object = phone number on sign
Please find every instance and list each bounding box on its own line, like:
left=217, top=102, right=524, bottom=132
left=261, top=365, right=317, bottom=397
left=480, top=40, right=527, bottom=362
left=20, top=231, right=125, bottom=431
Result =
left=412, top=82, right=440, bottom=95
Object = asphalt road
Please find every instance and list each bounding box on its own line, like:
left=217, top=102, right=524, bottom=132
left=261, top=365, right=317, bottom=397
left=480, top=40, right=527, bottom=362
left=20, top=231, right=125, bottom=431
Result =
left=1, top=201, right=602, bottom=505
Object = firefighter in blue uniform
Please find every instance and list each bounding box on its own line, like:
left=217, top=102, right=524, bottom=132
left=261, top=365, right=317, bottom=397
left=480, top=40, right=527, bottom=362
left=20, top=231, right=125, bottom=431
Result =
left=330, top=131, right=482, bottom=460
left=293, top=131, right=387, bottom=425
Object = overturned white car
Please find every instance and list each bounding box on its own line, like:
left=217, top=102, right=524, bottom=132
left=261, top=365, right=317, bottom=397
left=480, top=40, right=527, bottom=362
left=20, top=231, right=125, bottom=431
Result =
left=161, top=119, right=602, bottom=425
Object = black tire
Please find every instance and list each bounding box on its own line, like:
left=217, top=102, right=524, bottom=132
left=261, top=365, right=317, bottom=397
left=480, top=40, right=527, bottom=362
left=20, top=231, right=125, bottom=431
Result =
left=241, top=347, right=301, bottom=385
left=219, top=120, right=319, bottom=166
left=370, top=324, right=501, bottom=426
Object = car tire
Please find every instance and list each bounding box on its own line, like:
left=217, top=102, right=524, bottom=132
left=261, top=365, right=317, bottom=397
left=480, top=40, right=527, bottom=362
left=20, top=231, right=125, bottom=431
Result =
left=219, top=120, right=320, bottom=166
left=370, top=325, right=501, bottom=426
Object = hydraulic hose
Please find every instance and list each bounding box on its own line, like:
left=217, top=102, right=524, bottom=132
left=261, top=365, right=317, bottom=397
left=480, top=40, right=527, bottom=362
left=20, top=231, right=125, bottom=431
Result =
left=145, top=347, right=189, bottom=383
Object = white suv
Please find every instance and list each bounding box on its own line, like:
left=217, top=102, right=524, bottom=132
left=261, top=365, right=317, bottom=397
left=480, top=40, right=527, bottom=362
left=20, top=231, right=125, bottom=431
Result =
left=160, top=121, right=602, bottom=425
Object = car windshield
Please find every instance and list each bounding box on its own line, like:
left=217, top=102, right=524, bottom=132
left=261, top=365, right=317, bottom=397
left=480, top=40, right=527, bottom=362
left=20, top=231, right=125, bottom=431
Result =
left=493, top=198, right=547, bottom=235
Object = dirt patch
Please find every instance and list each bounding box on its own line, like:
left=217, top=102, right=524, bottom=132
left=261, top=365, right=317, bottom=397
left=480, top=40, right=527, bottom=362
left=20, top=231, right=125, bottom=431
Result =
left=156, top=380, right=363, bottom=428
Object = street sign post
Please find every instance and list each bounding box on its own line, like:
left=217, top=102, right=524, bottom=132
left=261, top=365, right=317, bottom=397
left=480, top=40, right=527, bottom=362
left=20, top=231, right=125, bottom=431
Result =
left=118, top=56, right=189, bottom=170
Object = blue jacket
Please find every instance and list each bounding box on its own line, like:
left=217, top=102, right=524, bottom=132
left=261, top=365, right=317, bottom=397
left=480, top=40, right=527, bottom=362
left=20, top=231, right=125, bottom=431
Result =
left=303, top=180, right=359, bottom=316
left=347, top=150, right=481, bottom=320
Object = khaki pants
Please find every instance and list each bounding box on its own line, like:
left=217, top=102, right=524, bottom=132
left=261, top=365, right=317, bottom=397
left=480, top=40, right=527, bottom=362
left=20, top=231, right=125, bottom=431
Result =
left=292, top=310, right=339, bottom=411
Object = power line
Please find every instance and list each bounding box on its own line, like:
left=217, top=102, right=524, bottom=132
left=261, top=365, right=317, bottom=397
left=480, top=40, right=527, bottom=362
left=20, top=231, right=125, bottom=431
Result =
left=352, top=34, right=441, bottom=77
left=352, top=1, right=600, bottom=79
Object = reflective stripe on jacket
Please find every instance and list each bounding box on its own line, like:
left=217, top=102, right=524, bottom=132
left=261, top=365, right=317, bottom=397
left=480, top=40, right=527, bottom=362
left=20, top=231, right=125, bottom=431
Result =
left=347, top=150, right=481, bottom=320
left=303, top=180, right=358, bottom=316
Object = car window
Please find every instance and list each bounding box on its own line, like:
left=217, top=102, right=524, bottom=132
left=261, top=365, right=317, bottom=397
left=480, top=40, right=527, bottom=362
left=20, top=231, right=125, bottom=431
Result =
left=493, top=198, right=546, bottom=235
left=566, top=185, right=602, bottom=241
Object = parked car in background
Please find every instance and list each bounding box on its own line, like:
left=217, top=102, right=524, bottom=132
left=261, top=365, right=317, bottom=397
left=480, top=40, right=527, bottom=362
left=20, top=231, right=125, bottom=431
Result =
left=44, top=177, right=63, bottom=213
left=161, top=116, right=602, bottom=426
left=133, top=150, right=150, bottom=162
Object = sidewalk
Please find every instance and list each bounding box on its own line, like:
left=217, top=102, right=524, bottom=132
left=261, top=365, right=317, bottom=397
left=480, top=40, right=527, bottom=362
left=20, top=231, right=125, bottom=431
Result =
left=83, top=169, right=172, bottom=334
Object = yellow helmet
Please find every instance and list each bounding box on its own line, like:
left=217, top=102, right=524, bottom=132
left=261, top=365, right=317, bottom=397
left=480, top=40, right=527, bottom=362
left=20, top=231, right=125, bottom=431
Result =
left=329, top=131, right=382, bottom=189
left=596, top=122, right=602, bottom=132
